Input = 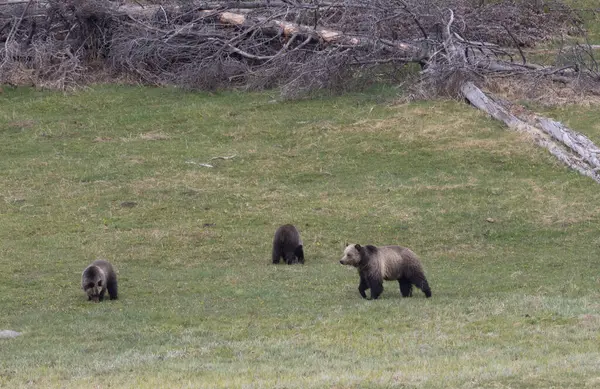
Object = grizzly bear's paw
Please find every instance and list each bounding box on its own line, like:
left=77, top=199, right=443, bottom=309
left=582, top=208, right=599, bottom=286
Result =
left=358, top=288, right=367, bottom=299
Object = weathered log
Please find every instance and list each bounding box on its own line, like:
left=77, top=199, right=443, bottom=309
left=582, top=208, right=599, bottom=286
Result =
left=461, top=81, right=600, bottom=183
left=536, top=117, right=600, bottom=170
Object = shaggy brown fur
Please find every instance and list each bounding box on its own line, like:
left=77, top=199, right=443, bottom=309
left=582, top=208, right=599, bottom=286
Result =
left=340, top=244, right=431, bottom=300
left=81, top=259, right=118, bottom=302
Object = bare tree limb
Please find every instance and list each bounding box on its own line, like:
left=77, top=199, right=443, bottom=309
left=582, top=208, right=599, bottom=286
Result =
left=502, top=24, right=526, bottom=65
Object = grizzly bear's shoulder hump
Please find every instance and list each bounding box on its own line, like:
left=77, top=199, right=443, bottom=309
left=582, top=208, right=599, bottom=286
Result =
left=363, top=245, right=378, bottom=254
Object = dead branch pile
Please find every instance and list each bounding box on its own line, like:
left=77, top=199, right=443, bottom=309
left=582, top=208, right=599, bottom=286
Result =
left=1, top=0, right=596, bottom=96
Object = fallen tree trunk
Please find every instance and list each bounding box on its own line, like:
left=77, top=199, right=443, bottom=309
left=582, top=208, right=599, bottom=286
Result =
left=536, top=117, right=600, bottom=170
left=461, top=82, right=600, bottom=183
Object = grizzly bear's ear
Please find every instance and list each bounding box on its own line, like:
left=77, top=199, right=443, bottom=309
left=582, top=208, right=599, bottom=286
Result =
left=354, top=244, right=362, bottom=251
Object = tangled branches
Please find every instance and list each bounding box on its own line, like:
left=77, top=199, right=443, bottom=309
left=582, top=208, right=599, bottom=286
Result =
left=0, top=0, right=597, bottom=97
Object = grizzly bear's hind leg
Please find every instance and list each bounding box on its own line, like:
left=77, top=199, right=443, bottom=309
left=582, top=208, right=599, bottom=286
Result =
left=107, top=279, right=118, bottom=300
left=399, top=278, right=413, bottom=297
left=410, top=274, right=432, bottom=298
left=421, top=279, right=432, bottom=298
left=272, top=245, right=282, bottom=264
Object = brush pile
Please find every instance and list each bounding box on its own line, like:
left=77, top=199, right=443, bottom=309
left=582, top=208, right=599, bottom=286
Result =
left=1, top=0, right=597, bottom=96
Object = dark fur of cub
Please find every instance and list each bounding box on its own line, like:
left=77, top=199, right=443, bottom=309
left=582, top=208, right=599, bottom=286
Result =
left=272, top=224, right=304, bottom=265
left=81, top=259, right=118, bottom=302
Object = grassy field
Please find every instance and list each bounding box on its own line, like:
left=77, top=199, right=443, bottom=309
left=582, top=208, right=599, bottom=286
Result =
left=568, top=0, right=600, bottom=43
left=1, top=85, right=599, bottom=388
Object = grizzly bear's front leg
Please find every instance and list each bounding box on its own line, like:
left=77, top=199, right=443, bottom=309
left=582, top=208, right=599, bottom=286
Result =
left=358, top=273, right=369, bottom=299
left=368, top=278, right=384, bottom=300
left=361, top=272, right=383, bottom=300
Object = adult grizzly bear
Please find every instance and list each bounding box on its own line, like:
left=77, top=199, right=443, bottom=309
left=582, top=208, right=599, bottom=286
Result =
left=340, top=244, right=431, bottom=300
left=81, top=259, right=118, bottom=302
left=272, top=224, right=304, bottom=265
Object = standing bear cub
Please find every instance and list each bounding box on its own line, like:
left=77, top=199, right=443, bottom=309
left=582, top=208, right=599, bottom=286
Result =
left=81, top=259, right=118, bottom=302
left=272, top=224, right=305, bottom=265
left=340, top=244, right=431, bottom=300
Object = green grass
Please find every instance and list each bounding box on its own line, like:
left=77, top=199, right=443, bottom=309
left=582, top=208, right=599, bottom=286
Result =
left=519, top=1, right=600, bottom=67
left=568, top=0, right=600, bottom=43
left=1, top=85, right=600, bottom=388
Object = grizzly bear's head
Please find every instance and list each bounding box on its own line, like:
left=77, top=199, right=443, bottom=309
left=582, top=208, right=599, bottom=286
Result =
left=339, top=244, right=362, bottom=267
left=83, top=266, right=106, bottom=303
left=284, top=245, right=305, bottom=264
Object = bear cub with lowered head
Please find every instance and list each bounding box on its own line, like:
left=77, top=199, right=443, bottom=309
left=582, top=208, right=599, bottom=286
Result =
left=81, top=259, right=118, bottom=302
left=340, top=244, right=431, bottom=300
